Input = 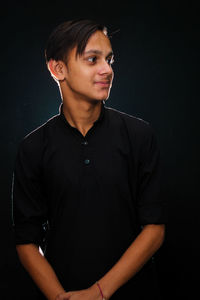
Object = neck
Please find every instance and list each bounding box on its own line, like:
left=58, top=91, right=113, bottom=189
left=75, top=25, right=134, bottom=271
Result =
left=62, top=97, right=103, bottom=137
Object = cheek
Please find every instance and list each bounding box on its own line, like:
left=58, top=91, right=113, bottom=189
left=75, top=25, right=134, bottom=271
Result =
left=74, top=67, right=94, bottom=85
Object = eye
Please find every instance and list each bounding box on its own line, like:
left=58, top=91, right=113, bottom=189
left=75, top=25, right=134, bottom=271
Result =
left=106, top=56, right=114, bottom=65
left=87, top=56, right=97, bottom=63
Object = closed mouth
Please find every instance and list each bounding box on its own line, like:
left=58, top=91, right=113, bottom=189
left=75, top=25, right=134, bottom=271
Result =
left=95, top=81, right=110, bottom=86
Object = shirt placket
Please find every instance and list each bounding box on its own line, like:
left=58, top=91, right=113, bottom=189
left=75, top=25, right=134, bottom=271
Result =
left=81, top=137, right=91, bottom=167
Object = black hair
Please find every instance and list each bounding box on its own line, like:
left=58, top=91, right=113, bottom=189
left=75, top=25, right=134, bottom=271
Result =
left=45, top=19, right=107, bottom=63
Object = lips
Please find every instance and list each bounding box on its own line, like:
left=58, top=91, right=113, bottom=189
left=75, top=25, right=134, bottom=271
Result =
left=94, top=81, right=111, bottom=87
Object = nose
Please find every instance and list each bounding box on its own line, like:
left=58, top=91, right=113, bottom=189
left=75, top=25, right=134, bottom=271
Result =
left=98, top=59, right=113, bottom=76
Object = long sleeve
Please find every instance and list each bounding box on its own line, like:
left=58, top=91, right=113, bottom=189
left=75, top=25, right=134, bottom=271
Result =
left=136, top=125, right=166, bottom=225
left=12, top=133, right=48, bottom=246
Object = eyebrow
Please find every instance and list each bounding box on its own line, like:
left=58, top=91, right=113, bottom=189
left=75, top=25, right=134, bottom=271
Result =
left=83, top=49, right=114, bottom=57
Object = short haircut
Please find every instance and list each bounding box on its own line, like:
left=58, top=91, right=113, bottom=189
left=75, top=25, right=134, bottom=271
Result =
left=45, top=19, right=107, bottom=63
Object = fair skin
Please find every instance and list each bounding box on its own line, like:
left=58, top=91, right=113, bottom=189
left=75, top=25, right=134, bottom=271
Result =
left=16, top=30, right=165, bottom=300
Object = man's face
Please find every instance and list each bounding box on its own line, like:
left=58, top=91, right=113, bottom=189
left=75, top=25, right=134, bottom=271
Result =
left=63, top=30, right=114, bottom=102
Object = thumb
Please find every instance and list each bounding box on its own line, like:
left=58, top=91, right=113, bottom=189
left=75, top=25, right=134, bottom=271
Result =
left=56, top=291, right=73, bottom=300
left=63, top=291, right=74, bottom=299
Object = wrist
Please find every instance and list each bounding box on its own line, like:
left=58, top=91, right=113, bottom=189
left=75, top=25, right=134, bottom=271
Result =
left=90, top=283, right=106, bottom=300
left=96, top=276, right=117, bottom=300
left=97, top=282, right=106, bottom=300
left=92, top=281, right=111, bottom=300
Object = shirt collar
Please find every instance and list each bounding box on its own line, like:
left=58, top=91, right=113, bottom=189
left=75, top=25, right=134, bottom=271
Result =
left=58, top=100, right=105, bottom=128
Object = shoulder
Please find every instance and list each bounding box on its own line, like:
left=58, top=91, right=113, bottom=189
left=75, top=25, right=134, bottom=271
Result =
left=105, top=105, right=155, bottom=139
left=105, top=106, right=160, bottom=160
left=17, top=114, right=60, bottom=155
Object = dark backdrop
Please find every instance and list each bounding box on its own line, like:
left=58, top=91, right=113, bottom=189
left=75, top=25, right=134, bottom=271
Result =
left=1, top=1, right=199, bottom=299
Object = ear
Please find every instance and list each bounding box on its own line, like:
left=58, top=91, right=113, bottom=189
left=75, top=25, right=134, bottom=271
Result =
left=47, top=59, right=66, bottom=81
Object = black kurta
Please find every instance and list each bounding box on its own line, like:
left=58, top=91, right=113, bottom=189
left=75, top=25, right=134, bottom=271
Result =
left=12, top=101, right=165, bottom=299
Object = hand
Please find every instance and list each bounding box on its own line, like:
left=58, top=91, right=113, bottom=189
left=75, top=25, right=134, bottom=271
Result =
left=55, top=284, right=103, bottom=300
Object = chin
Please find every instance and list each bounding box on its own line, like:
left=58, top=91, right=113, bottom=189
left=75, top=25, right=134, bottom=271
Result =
left=96, top=92, right=110, bottom=101
left=86, top=90, right=110, bottom=102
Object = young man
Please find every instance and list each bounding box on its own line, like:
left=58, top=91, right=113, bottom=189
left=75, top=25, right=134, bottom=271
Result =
left=12, top=19, right=166, bottom=300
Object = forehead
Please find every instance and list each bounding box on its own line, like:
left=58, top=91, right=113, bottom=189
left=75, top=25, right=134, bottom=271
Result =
left=68, top=30, right=112, bottom=61
left=84, top=30, right=112, bottom=54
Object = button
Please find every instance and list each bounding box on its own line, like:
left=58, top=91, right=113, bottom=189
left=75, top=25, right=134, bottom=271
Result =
left=81, top=141, right=88, bottom=145
left=84, top=159, right=90, bottom=165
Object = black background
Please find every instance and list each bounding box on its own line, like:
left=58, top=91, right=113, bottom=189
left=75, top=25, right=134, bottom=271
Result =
left=1, top=1, right=199, bottom=299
